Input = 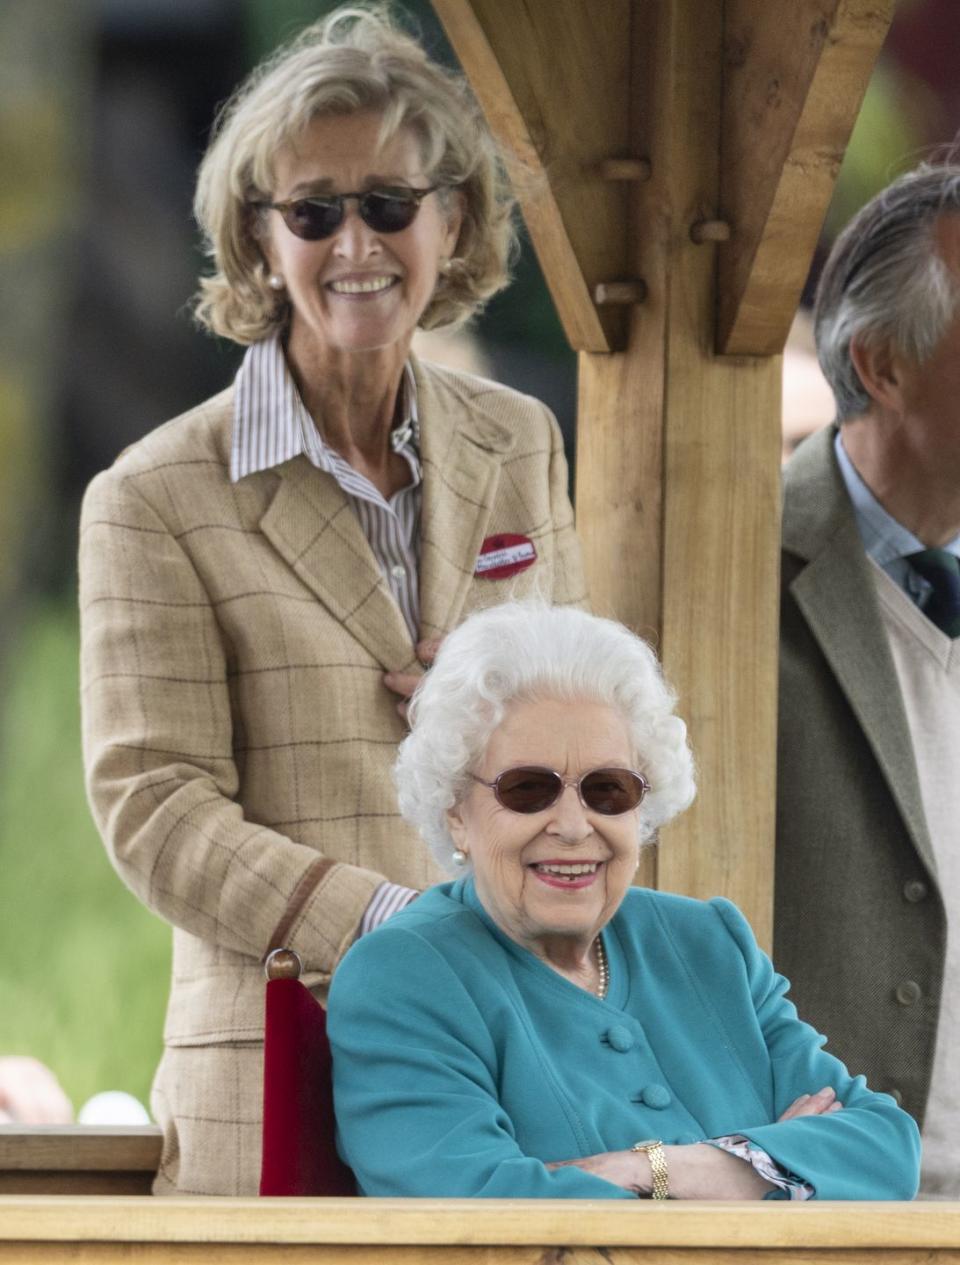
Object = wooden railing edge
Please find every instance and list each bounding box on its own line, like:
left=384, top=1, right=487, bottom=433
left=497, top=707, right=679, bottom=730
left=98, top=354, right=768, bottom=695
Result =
left=1, top=1196, right=960, bottom=1248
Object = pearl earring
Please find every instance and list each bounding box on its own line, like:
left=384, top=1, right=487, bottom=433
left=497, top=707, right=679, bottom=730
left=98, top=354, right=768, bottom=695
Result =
left=452, top=848, right=468, bottom=866
left=268, top=274, right=285, bottom=291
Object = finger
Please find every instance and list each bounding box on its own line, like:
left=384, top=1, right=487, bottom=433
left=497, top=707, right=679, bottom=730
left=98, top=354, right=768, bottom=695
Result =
left=416, top=638, right=442, bottom=665
left=777, top=1093, right=810, bottom=1122
left=826, top=1101, right=844, bottom=1113
left=809, top=1086, right=837, bottom=1113
left=383, top=671, right=422, bottom=699
left=781, top=1088, right=837, bottom=1121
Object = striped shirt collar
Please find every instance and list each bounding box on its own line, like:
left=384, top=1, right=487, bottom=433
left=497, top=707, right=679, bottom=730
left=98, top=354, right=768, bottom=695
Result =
left=231, top=333, right=420, bottom=483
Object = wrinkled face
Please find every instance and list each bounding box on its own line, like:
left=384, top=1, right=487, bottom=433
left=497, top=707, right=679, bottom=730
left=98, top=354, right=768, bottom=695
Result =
left=261, top=110, right=461, bottom=356
left=447, top=697, right=642, bottom=954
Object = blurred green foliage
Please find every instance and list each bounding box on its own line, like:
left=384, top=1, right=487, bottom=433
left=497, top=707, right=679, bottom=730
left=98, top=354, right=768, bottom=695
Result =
left=826, top=62, right=926, bottom=239
left=0, top=601, right=170, bottom=1113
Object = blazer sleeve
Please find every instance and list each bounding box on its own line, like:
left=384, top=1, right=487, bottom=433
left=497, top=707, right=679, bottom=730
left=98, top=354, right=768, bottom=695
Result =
left=544, top=408, right=588, bottom=608
left=710, top=898, right=920, bottom=1199
left=328, top=927, right=634, bottom=1199
left=79, top=468, right=384, bottom=972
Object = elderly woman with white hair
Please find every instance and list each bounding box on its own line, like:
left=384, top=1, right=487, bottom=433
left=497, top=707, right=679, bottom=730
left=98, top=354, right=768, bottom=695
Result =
left=329, top=603, right=920, bottom=1200
left=79, top=6, right=583, bottom=1195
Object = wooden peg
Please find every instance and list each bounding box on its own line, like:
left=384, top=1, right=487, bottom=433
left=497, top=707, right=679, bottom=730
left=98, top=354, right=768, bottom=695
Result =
left=594, top=280, right=647, bottom=306
left=264, top=947, right=303, bottom=980
left=598, top=158, right=652, bottom=183
left=690, top=219, right=731, bottom=244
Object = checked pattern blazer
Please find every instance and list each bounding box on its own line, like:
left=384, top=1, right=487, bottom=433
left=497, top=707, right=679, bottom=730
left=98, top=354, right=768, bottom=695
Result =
left=79, top=357, right=585, bottom=1193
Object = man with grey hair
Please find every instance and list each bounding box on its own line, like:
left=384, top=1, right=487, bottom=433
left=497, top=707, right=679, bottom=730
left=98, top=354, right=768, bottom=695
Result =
left=774, top=162, right=960, bottom=1198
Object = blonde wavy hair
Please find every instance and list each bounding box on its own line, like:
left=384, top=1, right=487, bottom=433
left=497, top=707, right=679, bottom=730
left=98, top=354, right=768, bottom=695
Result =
left=192, top=4, right=517, bottom=344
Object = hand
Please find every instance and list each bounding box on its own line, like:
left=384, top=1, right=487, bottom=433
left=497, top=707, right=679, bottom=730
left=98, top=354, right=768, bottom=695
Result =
left=0, top=1056, right=74, bottom=1125
left=546, top=1148, right=650, bottom=1194
left=383, top=638, right=442, bottom=721
left=548, top=1142, right=775, bottom=1200
left=778, top=1086, right=843, bottom=1121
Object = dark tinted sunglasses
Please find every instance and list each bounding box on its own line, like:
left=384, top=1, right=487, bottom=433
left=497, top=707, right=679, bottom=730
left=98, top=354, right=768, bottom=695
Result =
left=470, top=766, right=650, bottom=816
left=253, top=185, right=441, bottom=241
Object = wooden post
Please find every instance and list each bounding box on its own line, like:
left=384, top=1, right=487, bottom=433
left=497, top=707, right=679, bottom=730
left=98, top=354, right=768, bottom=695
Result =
left=575, top=0, right=781, bottom=940
left=434, top=0, right=890, bottom=948
left=652, top=0, right=782, bottom=946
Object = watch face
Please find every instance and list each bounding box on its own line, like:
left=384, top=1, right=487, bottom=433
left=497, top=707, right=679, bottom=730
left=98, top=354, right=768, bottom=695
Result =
left=633, top=1139, right=660, bottom=1150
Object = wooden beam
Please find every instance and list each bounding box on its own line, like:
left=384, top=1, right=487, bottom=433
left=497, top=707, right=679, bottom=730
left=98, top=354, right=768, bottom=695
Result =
left=431, top=0, right=635, bottom=352
left=716, top=0, right=895, bottom=355
left=647, top=0, right=781, bottom=948
left=575, top=0, right=668, bottom=894
left=4, top=1196, right=960, bottom=1248
left=0, top=1126, right=161, bottom=1196
left=575, top=0, right=781, bottom=941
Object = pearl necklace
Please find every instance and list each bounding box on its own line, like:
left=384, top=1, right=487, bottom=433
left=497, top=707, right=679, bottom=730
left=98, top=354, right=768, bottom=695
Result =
left=595, top=935, right=609, bottom=1000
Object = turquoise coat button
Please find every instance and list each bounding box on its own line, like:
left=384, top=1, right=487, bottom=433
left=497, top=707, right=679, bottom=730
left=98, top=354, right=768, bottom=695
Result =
left=640, top=1083, right=672, bottom=1109
left=605, top=1025, right=635, bottom=1053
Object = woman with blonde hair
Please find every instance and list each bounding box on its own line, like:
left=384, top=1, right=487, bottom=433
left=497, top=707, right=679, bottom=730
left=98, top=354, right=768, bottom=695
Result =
left=79, top=4, right=584, bottom=1195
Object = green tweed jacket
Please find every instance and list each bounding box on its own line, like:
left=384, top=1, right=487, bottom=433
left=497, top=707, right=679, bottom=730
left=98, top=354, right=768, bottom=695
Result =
left=774, top=424, right=944, bottom=1126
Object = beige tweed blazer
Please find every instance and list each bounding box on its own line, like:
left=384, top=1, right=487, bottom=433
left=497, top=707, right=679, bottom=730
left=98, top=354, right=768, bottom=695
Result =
left=79, top=357, right=586, bottom=1193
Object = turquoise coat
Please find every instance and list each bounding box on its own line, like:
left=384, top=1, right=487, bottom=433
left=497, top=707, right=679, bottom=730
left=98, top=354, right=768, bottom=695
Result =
left=328, top=879, right=920, bottom=1199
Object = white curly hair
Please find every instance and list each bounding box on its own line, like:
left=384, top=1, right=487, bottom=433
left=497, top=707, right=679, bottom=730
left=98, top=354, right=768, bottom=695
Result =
left=394, top=602, right=697, bottom=873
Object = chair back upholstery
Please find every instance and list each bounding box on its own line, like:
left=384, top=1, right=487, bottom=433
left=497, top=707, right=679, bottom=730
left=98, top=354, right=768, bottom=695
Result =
left=260, top=950, right=356, bottom=1196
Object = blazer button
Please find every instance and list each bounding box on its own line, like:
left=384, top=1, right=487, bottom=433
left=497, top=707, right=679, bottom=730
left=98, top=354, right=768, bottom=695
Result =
left=903, top=879, right=928, bottom=903
left=605, top=1025, right=635, bottom=1053
left=895, top=980, right=922, bottom=1006
left=884, top=1086, right=904, bottom=1106
left=639, top=1083, right=672, bottom=1109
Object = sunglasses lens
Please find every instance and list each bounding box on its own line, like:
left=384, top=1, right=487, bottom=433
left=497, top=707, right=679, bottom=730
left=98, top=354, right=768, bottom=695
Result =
left=282, top=199, right=343, bottom=240
left=580, top=769, right=646, bottom=815
left=361, top=190, right=422, bottom=233
left=495, top=768, right=563, bottom=814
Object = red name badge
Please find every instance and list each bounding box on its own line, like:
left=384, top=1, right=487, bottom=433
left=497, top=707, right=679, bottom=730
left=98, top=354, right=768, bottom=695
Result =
left=474, top=534, right=538, bottom=580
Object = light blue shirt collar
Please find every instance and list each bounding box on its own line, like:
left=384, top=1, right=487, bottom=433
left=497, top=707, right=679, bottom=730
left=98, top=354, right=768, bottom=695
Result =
left=834, top=429, right=960, bottom=604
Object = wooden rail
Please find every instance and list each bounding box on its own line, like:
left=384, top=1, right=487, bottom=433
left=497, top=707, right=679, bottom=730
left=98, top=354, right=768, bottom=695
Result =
left=0, top=1126, right=161, bottom=1196
left=2, top=1134, right=957, bottom=1261
left=1, top=1197, right=959, bottom=1263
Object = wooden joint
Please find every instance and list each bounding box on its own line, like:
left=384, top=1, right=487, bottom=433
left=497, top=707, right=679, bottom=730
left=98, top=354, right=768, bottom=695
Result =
left=690, top=219, right=731, bottom=244
left=598, top=157, right=652, bottom=183
left=593, top=280, right=647, bottom=307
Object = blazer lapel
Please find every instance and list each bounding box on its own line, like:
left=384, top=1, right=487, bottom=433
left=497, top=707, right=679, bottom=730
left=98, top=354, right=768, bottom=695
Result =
left=259, top=457, right=417, bottom=672
left=415, top=359, right=516, bottom=639
left=784, top=429, right=937, bottom=877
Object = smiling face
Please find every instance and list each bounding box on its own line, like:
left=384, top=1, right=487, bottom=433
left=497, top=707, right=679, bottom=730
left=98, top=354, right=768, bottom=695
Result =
left=446, top=697, right=642, bottom=957
left=261, top=110, right=461, bottom=363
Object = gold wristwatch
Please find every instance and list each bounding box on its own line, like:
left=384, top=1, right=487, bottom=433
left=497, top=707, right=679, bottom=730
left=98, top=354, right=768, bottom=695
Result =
left=630, top=1138, right=669, bottom=1199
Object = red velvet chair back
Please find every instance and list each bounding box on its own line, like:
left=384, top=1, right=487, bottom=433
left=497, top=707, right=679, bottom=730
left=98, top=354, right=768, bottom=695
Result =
left=260, top=951, right=356, bottom=1196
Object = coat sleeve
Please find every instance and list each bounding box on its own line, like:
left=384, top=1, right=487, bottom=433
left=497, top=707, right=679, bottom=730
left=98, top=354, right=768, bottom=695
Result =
left=328, top=927, right=634, bottom=1199
left=79, top=467, right=384, bottom=973
left=543, top=407, right=588, bottom=609
left=709, top=898, right=920, bottom=1199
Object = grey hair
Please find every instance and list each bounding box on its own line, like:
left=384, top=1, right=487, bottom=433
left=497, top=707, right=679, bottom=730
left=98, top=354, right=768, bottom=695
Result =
left=394, top=602, right=696, bottom=874
left=192, top=3, right=516, bottom=343
left=815, top=162, right=960, bottom=421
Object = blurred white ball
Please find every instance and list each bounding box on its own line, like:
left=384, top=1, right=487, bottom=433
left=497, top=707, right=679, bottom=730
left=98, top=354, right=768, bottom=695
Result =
left=77, top=1091, right=150, bottom=1125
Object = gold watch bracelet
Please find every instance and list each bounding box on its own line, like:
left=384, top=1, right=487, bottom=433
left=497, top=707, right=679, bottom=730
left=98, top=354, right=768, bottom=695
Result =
left=630, top=1138, right=669, bottom=1199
